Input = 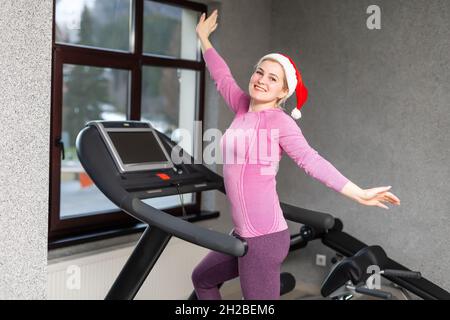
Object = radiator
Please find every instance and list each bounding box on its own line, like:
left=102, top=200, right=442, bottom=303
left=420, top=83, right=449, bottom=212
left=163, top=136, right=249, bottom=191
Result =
left=47, top=237, right=209, bottom=300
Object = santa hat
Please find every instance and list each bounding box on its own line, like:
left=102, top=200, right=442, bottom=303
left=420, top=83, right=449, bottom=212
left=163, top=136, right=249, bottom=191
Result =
left=260, top=53, right=308, bottom=120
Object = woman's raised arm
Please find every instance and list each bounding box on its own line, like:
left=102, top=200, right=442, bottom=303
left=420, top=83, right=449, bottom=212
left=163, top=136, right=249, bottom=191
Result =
left=196, top=10, right=249, bottom=115
left=196, top=10, right=218, bottom=54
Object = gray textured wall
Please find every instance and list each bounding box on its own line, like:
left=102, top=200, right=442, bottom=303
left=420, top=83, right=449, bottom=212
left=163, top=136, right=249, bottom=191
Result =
left=272, top=0, right=450, bottom=290
left=199, top=0, right=450, bottom=291
left=0, top=1, right=52, bottom=299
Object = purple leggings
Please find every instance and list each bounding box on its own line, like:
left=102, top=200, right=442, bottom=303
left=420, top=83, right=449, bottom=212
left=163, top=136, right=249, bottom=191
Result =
left=191, top=229, right=291, bottom=300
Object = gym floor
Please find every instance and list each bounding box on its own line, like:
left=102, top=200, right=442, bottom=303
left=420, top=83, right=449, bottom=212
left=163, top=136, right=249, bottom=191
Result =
left=220, top=277, right=417, bottom=300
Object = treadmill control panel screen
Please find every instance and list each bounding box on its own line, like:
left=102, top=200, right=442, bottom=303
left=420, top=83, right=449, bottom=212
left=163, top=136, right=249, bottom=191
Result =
left=109, top=131, right=169, bottom=165
left=92, top=121, right=174, bottom=173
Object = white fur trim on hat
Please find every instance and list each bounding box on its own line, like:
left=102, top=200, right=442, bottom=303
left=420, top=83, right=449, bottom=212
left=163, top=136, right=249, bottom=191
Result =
left=260, top=53, right=298, bottom=98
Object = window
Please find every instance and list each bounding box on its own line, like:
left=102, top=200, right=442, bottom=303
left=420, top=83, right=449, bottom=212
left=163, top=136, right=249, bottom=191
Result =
left=50, top=0, right=207, bottom=246
left=60, top=65, right=129, bottom=219
left=55, top=0, right=132, bottom=51
left=143, top=1, right=200, bottom=60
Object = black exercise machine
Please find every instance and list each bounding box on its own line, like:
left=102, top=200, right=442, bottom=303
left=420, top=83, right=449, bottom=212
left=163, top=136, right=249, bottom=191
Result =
left=76, top=120, right=450, bottom=300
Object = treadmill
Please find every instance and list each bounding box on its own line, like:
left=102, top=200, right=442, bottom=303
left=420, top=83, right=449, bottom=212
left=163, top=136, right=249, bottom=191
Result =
left=76, top=120, right=450, bottom=300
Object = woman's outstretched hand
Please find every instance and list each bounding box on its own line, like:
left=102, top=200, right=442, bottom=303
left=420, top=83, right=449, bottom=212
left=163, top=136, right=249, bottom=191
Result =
left=341, top=182, right=401, bottom=210
left=196, top=9, right=219, bottom=40
left=357, top=186, right=401, bottom=210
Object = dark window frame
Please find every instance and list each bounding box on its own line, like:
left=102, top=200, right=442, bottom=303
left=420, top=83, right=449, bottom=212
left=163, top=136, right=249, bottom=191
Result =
left=49, top=0, right=208, bottom=247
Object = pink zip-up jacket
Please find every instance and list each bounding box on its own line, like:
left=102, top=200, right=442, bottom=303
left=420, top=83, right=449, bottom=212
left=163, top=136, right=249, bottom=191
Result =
left=204, top=47, right=349, bottom=238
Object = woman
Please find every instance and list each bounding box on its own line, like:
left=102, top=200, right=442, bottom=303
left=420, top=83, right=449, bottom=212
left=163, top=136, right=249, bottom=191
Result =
left=192, top=10, right=401, bottom=300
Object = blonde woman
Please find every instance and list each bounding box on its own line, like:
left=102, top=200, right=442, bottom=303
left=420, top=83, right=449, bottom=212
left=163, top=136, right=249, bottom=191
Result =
left=192, top=10, right=400, bottom=300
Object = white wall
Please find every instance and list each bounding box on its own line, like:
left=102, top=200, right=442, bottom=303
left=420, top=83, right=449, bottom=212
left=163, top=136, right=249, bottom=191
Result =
left=48, top=237, right=209, bottom=299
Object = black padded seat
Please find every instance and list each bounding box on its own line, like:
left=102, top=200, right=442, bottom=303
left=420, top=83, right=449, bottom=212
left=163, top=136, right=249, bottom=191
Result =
left=321, top=245, right=388, bottom=297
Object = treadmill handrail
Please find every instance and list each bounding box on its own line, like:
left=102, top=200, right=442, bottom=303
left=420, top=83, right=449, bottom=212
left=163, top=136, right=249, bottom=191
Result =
left=280, top=202, right=335, bottom=230
left=121, top=196, right=247, bottom=257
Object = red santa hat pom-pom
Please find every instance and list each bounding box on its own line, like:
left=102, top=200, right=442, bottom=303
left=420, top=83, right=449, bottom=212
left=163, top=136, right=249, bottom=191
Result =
left=291, top=83, right=308, bottom=120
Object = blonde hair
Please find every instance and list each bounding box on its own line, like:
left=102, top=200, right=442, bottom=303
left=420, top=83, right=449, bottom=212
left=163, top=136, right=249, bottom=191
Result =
left=254, top=57, right=290, bottom=109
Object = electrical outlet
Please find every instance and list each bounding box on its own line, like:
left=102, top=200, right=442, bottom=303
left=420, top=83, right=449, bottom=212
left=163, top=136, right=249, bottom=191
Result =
left=316, top=254, right=327, bottom=267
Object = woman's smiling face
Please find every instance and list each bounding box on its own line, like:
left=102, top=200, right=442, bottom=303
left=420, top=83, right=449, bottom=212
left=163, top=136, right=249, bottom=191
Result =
left=248, top=59, right=288, bottom=105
